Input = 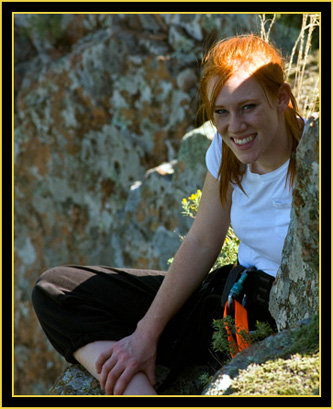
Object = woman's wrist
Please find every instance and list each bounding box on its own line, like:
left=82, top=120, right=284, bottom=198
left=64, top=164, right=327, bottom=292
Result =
left=135, top=316, right=164, bottom=344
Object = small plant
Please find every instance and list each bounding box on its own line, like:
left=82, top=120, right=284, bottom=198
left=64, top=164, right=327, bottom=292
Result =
left=211, top=318, right=274, bottom=363
left=199, top=372, right=213, bottom=388
left=180, top=190, right=240, bottom=269
left=181, top=189, right=202, bottom=219
left=211, top=316, right=237, bottom=361
left=258, top=14, right=276, bottom=42
left=249, top=321, right=275, bottom=343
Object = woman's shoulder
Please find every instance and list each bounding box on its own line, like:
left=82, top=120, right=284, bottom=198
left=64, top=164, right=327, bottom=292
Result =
left=205, top=131, right=222, bottom=179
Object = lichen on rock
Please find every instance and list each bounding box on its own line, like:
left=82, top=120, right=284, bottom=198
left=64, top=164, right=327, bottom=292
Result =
left=15, top=13, right=319, bottom=395
left=269, top=114, right=319, bottom=331
left=203, top=315, right=319, bottom=396
left=225, top=352, right=319, bottom=396
left=48, top=364, right=210, bottom=396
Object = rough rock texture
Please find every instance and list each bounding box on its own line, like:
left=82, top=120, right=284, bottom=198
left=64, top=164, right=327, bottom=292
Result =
left=48, top=365, right=103, bottom=395
left=14, top=14, right=314, bottom=395
left=116, top=120, right=215, bottom=269
left=48, top=315, right=319, bottom=396
left=15, top=14, right=261, bottom=395
left=49, top=364, right=210, bottom=396
left=203, top=316, right=319, bottom=396
left=269, top=114, right=319, bottom=331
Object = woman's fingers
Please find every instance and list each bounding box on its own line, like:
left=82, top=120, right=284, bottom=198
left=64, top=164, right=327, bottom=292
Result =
left=104, top=363, right=126, bottom=395
left=95, top=348, right=113, bottom=374
left=99, top=354, right=120, bottom=390
left=97, top=346, right=135, bottom=394
left=95, top=334, right=157, bottom=394
left=108, top=363, right=138, bottom=395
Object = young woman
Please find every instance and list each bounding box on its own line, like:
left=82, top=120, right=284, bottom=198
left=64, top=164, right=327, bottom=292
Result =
left=32, top=34, right=304, bottom=395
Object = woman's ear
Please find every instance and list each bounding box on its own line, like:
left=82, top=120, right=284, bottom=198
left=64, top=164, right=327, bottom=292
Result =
left=277, top=83, right=291, bottom=112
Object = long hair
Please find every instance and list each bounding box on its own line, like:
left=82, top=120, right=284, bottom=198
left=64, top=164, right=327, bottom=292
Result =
left=199, top=35, right=303, bottom=204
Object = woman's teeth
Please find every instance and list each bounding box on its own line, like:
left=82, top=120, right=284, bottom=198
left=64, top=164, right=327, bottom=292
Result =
left=233, top=134, right=256, bottom=145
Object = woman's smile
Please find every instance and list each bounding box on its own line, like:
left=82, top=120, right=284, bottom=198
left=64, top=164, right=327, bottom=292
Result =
left=232, top=133, right=257, bottom=148
left=211, top=70, right=290, bottom=173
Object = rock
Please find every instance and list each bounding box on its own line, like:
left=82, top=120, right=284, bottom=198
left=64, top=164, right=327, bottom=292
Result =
left=48, top=365, right=103, bottom=395
left=48, top=316, right=319, bottom=396
left=49, top=363, right=210, bottom=395
left=203, top=315, right=319, bottom=395
left=269, top=114, right=319, bottom=331
left=14, top=14, right=316, bottom=395
left=157, top=365, right=211, bottom=395
left=110, top=121, right=215, bottom=271
left=176, top=68, right=198, bottom=92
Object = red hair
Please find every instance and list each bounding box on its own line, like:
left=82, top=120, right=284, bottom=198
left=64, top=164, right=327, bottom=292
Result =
left=199, top=35, right=303, bottom=204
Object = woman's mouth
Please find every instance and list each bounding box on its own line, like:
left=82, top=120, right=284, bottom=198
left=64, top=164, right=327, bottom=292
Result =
left=232, top=133, right=257, bottom=147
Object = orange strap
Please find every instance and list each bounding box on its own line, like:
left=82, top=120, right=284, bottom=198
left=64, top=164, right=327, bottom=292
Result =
left=223, top=300, right=251, bottom=358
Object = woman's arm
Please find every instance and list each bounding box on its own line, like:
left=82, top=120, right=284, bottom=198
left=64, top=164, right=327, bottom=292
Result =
left=96, top=171, right=232, bottom=394
left=138, top=171, right=232, bottom=337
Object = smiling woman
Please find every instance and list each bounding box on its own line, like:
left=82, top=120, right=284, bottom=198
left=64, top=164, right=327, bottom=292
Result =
left=199, top=35, right=303, bottom=204
left=32, top=34, right=304, bottom=396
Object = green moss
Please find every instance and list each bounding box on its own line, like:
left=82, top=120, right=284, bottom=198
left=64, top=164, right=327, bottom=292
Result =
left=283, top=314, right=319, bottom=358
left=220, top=315, right=320, bottom=396
left=225, top=352, right=319, bottom=395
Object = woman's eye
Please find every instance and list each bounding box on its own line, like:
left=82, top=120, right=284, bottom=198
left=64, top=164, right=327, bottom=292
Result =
left=243, top=104, right=255, bottom=111
left=214, top=109, right=227, bottom=115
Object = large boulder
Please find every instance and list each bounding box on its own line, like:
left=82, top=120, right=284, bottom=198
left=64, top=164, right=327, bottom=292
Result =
left=112, top=121, right=215, bottom=270
left=269, top=114, right=319, bottom=331
left=47, top=316, right=319, bottom=396
left=203, top=315, right=319, bottom=395
left=48, top=364, right=210, bottom=395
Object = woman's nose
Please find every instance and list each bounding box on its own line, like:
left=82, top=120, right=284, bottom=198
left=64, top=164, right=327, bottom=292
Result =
left=228, top=112, right=246, bottom=134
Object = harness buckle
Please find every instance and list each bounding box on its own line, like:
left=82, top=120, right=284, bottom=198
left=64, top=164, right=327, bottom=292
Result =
left=227, top=266, right=256, bottom=313
left=227, top=293, right=234, bottom=312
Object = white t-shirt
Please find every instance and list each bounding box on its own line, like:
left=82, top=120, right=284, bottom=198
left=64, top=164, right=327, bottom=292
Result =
left=205, top=132, right=292, bottom=277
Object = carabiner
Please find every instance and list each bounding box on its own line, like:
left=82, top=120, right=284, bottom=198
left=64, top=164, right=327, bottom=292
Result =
left=227, top=293, right=234, bottom=312
left=226, top=266, right=256, bottom=313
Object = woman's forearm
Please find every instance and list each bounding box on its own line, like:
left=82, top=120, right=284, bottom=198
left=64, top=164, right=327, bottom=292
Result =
left=136, top=231, right=223, bottom=341
left=136, top=173, right=231, bottom=342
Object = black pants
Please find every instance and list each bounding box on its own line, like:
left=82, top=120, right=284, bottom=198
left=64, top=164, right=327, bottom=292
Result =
left=31, top=264, right=275, bottom=370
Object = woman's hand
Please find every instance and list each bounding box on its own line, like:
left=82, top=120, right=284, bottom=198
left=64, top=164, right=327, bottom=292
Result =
left=95, top=329, right=157, bottom=395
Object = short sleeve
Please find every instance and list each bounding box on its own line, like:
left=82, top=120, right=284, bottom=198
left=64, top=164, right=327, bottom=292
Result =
left=205, top=132, right=222, bottom=179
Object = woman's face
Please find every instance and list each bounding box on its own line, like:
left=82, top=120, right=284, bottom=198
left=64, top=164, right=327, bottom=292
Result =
left=211, top=70, right=290, bottom=174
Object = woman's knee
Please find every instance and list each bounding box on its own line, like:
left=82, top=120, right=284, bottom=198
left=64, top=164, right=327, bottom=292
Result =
left=32, top=266, right=70, bottom=305
left=38, top=265, right=69, bottom=285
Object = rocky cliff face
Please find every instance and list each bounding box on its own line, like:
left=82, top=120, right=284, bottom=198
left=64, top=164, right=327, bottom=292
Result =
left=269, top=114, right=319, bottom=331
left=14, top=14, right=316, bottom=395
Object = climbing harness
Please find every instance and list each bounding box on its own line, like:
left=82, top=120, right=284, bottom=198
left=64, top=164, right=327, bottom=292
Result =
left=156, top=264, right=276, bottom=393
left=223, top=266, right=257, bottom=358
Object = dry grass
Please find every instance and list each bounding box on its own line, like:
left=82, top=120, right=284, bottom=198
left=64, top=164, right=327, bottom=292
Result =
left=260, top=13, right=320, bottom=119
